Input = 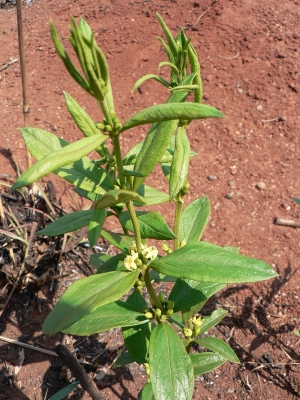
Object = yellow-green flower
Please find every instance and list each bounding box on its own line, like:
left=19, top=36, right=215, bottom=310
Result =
left=124, top=252, right=139, bottom=271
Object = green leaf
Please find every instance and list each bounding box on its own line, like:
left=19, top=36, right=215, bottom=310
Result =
left=37, top=210, right=92, bottom=236
left=194, top=337, right=240, bottom=364
left=50, top=21, right=89, bottom=92
left=135, top=184, right=169, bottom=206
left=293, top=197, right=300, bottom=205
left=60, top=299, right=148, bottom=336
left=294, top=330, right=300, bottom=337
left=149, top=323, right=194, bottom=400
left=42, top=270, right=139, bottom=334
left=132, top=74, right=170, bottom=91
left=11, top=133, right=107, bottom=191
left=190, top=352, right=226, bottom=376
left=88, top=208, right=106, bottom=247
left=139, top=383, right=154, bottom=400
left=149, top=270, right=177, bottom=283
left=181, top=282, right=225, bottom=323
left=48, top=381, right=79, bottom=400
left=119, top=211, right=176, bottom=240
left=94, top=189, right=146, bottom=209
left=19, top=127, right=113, bottom=194
left=169, top=279, right=208, bottom=313
left=122, top=291, right=150, bottom=364
left=89, top=253, right=111, bottom=271
left=156, top=13, right=178, bottom=57
left=114, top=351, right=135, bottom=368
left=199, top=309, right=228, bottom=335
left=131, top=75, right=196, bottom=191
left=150, top=242, right=278, bottom=283
left=100, top=230, right=135, bottom=251
left=179, top=197, right=210, bottom=243
left=91, top=253, right=126, bottom=274
left=64, top=92, right=101, bottom=137
left=169, top=126, right=190, bottom=200
left=121, top=102, right=224, bottom=133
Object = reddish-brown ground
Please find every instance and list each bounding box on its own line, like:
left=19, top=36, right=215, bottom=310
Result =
left=1, top=0, right=300, bottom=399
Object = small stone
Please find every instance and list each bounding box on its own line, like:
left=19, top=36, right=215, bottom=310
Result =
left=207, top=175, right=217, bottom=181
left=229, top=165, right=237, bottom=175
left=228, top=180, right=235, bottom=187
left=225, top=192, right=234, bottom=199
left=237, top=87, right=243, bottom=94
left=256, top=181, right=266, bottom=190
left=257, top=104, right=263, bottom=110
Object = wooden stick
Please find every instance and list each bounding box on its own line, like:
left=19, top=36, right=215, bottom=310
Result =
left=0, top=58, right=19, bottom=72
left=16, top=0, right=32, bottom=170
left=0, top=335, right=92, bottom=365
left=55, top=344, right=104, bottom=400
left=274, top=218, right=300, bottom=228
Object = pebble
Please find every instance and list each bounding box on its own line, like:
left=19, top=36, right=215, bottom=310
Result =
left=207, top=175, right=217, bottom=181
left=237, top=87, right=243, bottom=94
left=228, top=180, right=235, bottom=187
left=225, top=192, right=234, bottom=199
left=256, top=181, right=266, bottom=190
left=229, top=165, right=237, bottom=175
left=257, top=104, right=263, bottom=110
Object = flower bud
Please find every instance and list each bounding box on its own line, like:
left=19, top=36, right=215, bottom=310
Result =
left=145, top=311, right=153, bottom=319
left=166, top=309, right=173, bottom=316
left=158, top=291, right=165, bottom=303
left=167, top=300, right=174, bottom=310
left=183, top=328, right=193, bottom=338
left=155, top=308, right=162, bottom=318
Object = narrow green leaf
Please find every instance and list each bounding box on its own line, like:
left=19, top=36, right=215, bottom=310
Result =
left=150, top=242, right=278, bottom=283
left=169, top=126, right=190, bottom=200
left=114, top=351, right=135, bottom=368
left=199, top=309, right=228, bottom=335
left=187, top=42, right=203, bottom=103
left=149, top=323, right=194, bottom=400
left=50, top=21, right=89, bottom=92
left=94, top=189, right=146, bottom=209
left=190, top=352, right=226, bottom=376
left=42, top=270, right=139, bottom=334
left=156, top=13, right=178, bottom=57
left=179, top=197, right=210, bottom=243
left=88, top=208, right=106, bottom=247
left=11, top=133, right=107, bottom=191
left=159, top=61, right=179, bottom=74
left=120, top=211, right=176, bottom=240
left=121, top=102, right=224, bottom=133
left=156, top=37, right=175, bottom=64
left=293, top=197, right=300, bottom=205
left=100, top=230, right=135, bottom=251
left=0, top=229, right=28, bottom=245
left=37, top=210, right=92, bottom=236
left=132, top=74, right=170, bottom=91
left=294, top=330, right=300, bottom=337
left=61, top=299, right=147, bottom=336
left=48, top=382, right=79, bottom=400
left=132, top=75, right=195, bottom=191
left=139, top=383, right=154, bottom=400
left=64, top=92, right=101, bottom=137
left=194, top=337, right=240, bottom=364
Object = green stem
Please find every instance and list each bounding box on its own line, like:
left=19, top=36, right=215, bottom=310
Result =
left=174, top=197, right=183, bottom=251
left=144, top=268, right=163, bottom=311
left=112, top=135, right=125, bottom=187
left=127, top=200, right=142, bottom=254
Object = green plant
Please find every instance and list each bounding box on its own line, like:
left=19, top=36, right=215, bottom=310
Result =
left=11, top=15, right=278, bottom=399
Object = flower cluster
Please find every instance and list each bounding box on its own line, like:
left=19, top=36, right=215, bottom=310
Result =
left=123, top=241, right=158, bottom=271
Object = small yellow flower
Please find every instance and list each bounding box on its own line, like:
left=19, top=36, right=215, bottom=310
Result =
left=183, top=328, right=193, bottom=338
left=124, top=252, right=138, bottom=271
left=142, top=246, right=158, bottom=260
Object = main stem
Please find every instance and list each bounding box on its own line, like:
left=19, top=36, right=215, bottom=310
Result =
left=174, top=197, right=183, bottom=251
left=112, top=135, right=125, bottom=187
left=127, top=200, right=142, bottom=254
left=143, top=268, right=163, bottom=312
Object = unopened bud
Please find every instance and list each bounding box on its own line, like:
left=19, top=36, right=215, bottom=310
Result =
left=180, top=239, right=187, bottom=248
left=158, top=291, right=165, bottom=303
left=155, top=308, right=162, bottom=318
left=166, top=309, right=173, bottom=316
left=167, top=300, right=174, bottom=310
left=183, top=328, right=193, bottom=338
left=145, top=311, right=153, bottom=319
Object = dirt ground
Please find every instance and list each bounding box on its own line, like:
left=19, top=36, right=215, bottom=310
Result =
left=0, top=0, right=300, bottom=399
